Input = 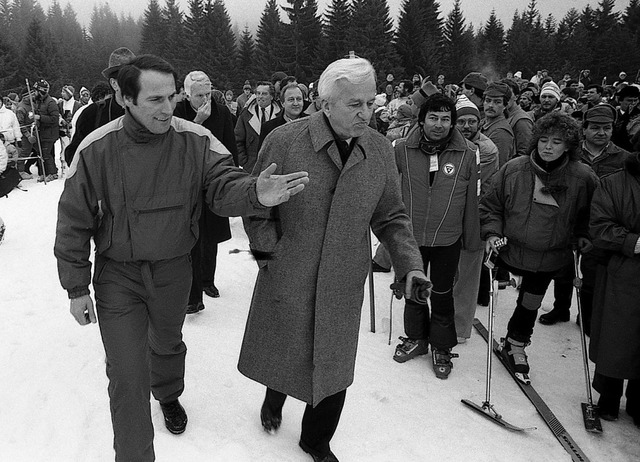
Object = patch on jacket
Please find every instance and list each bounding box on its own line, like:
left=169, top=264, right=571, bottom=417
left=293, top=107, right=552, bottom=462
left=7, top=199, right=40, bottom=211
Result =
left=442, top=162, right=456, bottom=176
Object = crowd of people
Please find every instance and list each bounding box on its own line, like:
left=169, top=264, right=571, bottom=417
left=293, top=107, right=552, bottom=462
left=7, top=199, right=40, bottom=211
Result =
left=1, top=47, right=639, bottom=461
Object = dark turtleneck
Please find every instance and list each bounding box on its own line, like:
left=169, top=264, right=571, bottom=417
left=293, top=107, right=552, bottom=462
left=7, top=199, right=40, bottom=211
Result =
left=534, top=150, right=566, bottom=173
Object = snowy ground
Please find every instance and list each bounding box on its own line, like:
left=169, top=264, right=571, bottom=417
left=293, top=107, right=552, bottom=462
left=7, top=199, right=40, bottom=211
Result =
left=1, top=166, right=639, bottom=461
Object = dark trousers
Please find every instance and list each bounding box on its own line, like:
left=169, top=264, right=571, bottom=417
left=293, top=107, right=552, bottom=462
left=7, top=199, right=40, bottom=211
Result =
left=264, top=387, right=346, bottom=457
left=35, top=138, right=57, bottom=175
left=404, top=241, right=461, bottom=350
left=593, top=372, right=640, bottom=416
left=499, top=259, right=556, bottom=343
left=188, top=209, right=219, bottom=304
left=94, top=255, right=191, bottom=462
left=552, top=263, right=574, bottom=312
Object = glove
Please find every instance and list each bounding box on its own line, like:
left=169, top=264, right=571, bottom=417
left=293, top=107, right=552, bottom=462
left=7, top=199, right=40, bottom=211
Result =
left=577, top=237, right=593, bottom=253
left=16, top=140, right=22, bottom=149
left=390, top=278, right=432, bottom=304
left=28, top=135, right=36, bottom=144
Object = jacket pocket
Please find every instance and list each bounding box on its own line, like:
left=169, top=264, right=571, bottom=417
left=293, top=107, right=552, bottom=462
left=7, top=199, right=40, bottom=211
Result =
left=95, top=204, right=113, bottom=255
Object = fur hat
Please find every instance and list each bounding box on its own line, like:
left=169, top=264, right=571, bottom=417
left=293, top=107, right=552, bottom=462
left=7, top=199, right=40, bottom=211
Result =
left=540, top=82, right=561, bottom=101
left=461, top=72, right=488, bottom=92
left=455, top=94, right=480, bottom=120
left=101, top=47, right=136, bottom=79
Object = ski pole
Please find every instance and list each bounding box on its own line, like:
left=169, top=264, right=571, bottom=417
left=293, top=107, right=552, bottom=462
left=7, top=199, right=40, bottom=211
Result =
left=367, top=231, right=376, bottom=333
left=25, top=79, right=47, bottom=185
left=573, top=249, right=602, bottom=433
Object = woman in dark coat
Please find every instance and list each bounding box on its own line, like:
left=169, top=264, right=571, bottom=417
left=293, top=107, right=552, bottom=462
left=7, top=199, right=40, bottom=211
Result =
left=589, top=152, right=640, bottom=425
left=480, top=112, right=598, bottom=380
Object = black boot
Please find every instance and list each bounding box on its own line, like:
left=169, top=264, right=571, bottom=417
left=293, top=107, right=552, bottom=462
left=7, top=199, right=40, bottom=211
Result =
left=160, top=399, right=188, bottom=434
left=539, top=308, right=570, bottom=325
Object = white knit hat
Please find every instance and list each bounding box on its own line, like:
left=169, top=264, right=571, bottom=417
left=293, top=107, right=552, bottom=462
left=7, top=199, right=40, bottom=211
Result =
left=455, top=94, right=480, bottom=120
left=540, top=82, right=561, bottom=101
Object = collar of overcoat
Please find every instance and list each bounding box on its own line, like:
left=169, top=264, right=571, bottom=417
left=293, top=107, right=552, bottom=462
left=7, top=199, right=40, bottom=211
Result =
left=308, top=111, right=367, bottom=171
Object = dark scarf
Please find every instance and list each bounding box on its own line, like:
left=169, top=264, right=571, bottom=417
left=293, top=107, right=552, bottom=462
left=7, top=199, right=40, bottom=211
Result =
left=418, top=128, right=453, bottom=157
left=533, top=150, right=569, bottom=194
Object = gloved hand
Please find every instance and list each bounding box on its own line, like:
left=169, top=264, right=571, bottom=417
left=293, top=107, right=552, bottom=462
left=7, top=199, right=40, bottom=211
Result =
left=390, top=277, right=432, bottom=304
left=577, top=237, right=593, bottom=253
left=28, top=135, right=36, bottom=144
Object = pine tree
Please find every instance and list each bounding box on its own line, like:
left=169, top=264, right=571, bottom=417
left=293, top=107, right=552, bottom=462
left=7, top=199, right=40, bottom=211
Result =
left=8, top=0, right=46, bottom=52
left=46, top=2, right=87, bottom=91
left=140, top=0, right=165, bottom=56
left=395, top=0, right=443, bottom=79
left=183, top=0, right=208, bottom=68
left=162, top=0, right=188, bottom=77
left=22, top=17, right=59, bottom=86
left=477, top=9, right=505, bottom=78
left=255, top=0, right=285, bottom=77
left=206, top=0, right=237, bottom=89
left=442, top=0, right=473, bottom=83
left=236, top=26, right=257, bottom=89
left=280, top=0, right=323, bottom=82
left=320, top=0, right=352, bottom=67
left=349, top=0, right=399, bottom=83
left=0, top=31, right=21, bottom=92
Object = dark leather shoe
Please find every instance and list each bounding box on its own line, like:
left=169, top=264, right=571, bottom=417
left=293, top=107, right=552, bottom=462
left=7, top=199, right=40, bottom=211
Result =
left=203, top=284, right=220, bottom=298
left=160, top=399, right=187, bottom=434
left=539, top=309, right=570, bottom=325
left=371, top=260, right=390, bottom=273
left=299, top=440, right=339, bottom=462
left=260, top=400, right=282, bottom=433
left=186, top=302, right=205, bottom=314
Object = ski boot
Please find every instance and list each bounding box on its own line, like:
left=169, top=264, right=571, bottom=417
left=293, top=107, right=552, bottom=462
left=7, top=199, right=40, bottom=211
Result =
left=499, top=336, right=531, bottom=384
left=432, top=348, right=459, bottom=379
left=393, top=337, right=429, bottom=363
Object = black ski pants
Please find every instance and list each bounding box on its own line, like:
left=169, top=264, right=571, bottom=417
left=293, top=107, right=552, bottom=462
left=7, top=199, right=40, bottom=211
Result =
left=498, top=258, right=556, bottom=343
left=404, top=241, right=461, bottom=350
left=94, top=254, right=191, bottom=462
left=264, top=387, right=346, bottom=457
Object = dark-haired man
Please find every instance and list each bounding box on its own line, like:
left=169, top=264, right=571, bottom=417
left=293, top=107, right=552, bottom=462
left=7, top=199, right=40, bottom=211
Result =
left=54, top=54, right=309, bottom=461
left=65, top=47, right=135, bottom=166
left=613, top=85, right=640, bottom=151
left=481, top=82, right=515, bottom=166
left=235, top=81, right=281, bottom=172
left=393, top=93, right=481, bottom=378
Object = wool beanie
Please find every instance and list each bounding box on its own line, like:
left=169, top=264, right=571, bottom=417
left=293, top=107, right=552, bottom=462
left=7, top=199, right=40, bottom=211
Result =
left=455, top=94, right=480, bottom=120
left=540, top=82, right=561, bottom=101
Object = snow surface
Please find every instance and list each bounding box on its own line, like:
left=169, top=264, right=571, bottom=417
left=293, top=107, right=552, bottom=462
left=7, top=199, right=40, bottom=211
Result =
left=1, top=167, right=639, bottom=462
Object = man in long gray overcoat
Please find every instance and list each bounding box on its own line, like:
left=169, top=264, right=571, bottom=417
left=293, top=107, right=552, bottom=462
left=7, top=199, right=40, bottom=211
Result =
left=238, top=57, right=428, bottom=462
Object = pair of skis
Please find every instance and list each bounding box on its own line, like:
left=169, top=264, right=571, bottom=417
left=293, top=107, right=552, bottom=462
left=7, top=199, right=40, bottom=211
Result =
left=463, top=246, right=597, bottom=462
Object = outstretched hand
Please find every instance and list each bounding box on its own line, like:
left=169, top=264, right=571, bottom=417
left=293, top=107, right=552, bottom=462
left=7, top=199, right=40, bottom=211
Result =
left=70, top=294, right=97, bottom=326
left=256, top=163, right=309, bottom=207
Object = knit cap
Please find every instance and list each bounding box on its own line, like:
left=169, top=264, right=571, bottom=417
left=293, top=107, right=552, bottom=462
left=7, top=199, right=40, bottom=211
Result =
left=62, top=85, right=75, bottom=98
left=455, top=95, right=480, bottom=120
left=540, top=82, right=561, bottom=101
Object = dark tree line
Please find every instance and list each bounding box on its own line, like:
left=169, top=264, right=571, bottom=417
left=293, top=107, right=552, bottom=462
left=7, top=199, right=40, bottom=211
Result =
left=0, top=0, right=639, bottom=98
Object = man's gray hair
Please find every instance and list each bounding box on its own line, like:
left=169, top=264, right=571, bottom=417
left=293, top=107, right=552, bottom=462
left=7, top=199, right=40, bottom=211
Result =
left=184, top=70, right=211, bottom=97
left=318, top=58, right=375, bottom=103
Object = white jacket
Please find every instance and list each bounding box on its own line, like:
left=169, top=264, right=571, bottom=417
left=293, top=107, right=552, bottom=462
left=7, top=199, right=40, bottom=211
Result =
left=0, top=142, right=8, bottom=173
left=0, top=105, right=21, bottom=144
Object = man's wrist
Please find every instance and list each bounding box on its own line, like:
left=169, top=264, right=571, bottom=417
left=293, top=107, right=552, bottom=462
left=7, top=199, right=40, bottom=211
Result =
left=68, top=287, right=90, bottom=299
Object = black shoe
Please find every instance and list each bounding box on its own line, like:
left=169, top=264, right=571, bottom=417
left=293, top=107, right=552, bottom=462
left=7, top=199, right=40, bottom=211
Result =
left=203, top=284, right=220, bottom=298
left=160, top=399, right=188, bottom=434
left=260, top=399, right=282, bottom=433
left=299, top=440, right=339, bottom=462
left=597, top=394, right=620, bottom=421
left=371, top=260, right=390, bottom=273
left=186, top=302, right=205, bottom=314
left=539, top=309, right=570, bottom=325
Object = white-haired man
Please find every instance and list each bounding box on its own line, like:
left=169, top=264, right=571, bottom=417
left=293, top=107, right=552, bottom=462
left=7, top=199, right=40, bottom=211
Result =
left=238, top=57, right=428, bottom=462
left=174, top=70, right=238, bottom=310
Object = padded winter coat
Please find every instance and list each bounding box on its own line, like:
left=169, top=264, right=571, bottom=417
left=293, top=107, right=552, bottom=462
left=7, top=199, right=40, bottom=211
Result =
left=55, top=111, right=264, bottom=296
left=395, top=125, right=482, bottom=251
left=480, top=153, right=598, bottom=272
